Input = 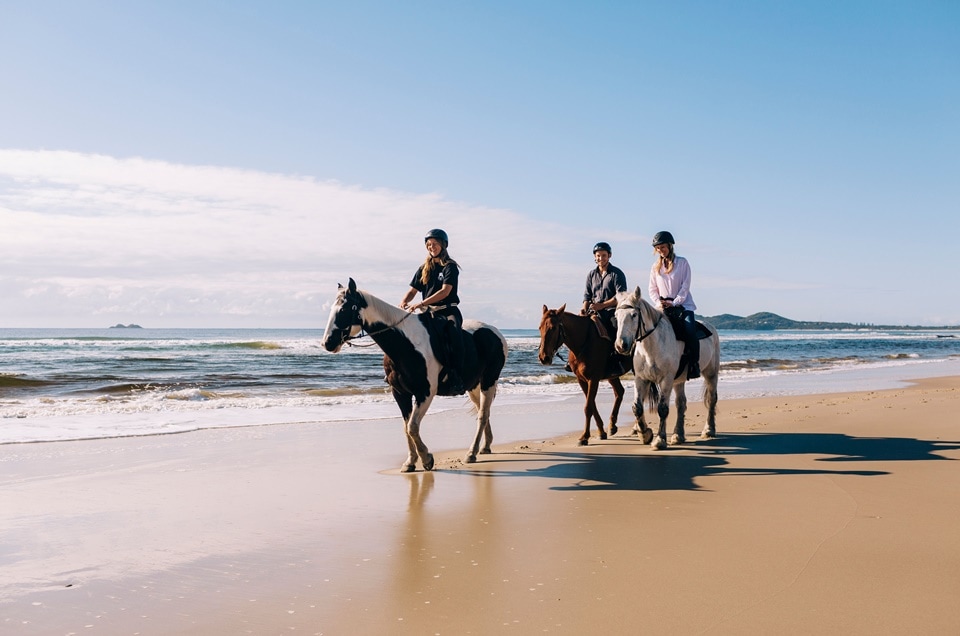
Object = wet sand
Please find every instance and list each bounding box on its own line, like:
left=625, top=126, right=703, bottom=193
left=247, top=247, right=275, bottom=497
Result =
left=3, top=377, right=960, bottom=634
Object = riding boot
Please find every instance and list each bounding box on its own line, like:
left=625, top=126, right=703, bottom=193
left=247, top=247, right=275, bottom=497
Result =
left=444, top=367, right=466, bottom=395
left=606, top=352, right=628, bottom=377
left=683, top=311, right=701, bottom=379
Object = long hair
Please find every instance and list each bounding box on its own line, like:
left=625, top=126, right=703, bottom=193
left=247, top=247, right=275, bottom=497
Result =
left=420, top=248, right=460, bottom=286
left=653, top=244, right=676, bottom=275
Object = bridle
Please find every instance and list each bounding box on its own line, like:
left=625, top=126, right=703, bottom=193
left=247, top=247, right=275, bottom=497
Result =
left=541, top=313, right=567, bottom=363
left=617, top=301, right=661, bottom=346
left=331, top=293, right=415, bottom=348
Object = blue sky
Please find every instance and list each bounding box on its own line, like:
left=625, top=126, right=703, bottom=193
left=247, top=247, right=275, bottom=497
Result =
left=1, top=1, right=957, bottom=328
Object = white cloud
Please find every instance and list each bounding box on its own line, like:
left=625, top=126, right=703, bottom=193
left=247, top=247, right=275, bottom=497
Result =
left=0, top=149, right=586, bottom=327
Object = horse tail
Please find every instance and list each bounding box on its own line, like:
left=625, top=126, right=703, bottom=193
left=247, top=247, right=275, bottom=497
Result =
left=640, top=380, right=660, bottom=412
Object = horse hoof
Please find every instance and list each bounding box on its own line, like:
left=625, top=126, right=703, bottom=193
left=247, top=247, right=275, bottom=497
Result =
left=669, top=434, right=685, bottom=445
left=578, top=439, right=589, bottom=447
left=480, top=448, right=492, bottom=455
left=401, top=463, right=417, bottom=473
left=651, top=438, right=666, bottom=451
left=609, top=425, right=619, bottom=436
left=642, top=430, right=654, bottom=445
left=464, top=454, right=477, bottom=464
left=700, top=429, right=716, bottom=439
left=423, top=455, right=435, bottom=471
left=599, top=432, right=607, bottom=440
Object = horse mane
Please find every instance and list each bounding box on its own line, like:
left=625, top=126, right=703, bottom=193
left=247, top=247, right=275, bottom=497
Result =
left=356, top=288, right=409, bottom=326
left=621, top=288, right=661, bottom=323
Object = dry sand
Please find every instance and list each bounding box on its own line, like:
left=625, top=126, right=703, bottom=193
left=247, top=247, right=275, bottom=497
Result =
left=2, top=377, right=960, bottom=635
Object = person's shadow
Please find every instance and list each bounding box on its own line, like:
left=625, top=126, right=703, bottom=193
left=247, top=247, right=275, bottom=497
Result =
left=446, top=431, right=960, bottom=493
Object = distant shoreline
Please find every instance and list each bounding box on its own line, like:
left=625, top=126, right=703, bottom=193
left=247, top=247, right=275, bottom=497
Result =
left=701, top=311, right=960, bottom=331
left=108, top=323, right=143, bottom=329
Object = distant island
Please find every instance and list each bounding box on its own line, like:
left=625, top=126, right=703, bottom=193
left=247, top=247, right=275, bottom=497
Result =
left=109, top=323, right=143, bottom=329
left=700, top=312, right=960, bottom=331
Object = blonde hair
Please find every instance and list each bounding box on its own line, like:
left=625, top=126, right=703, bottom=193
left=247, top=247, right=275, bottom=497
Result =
left=653, top=244, right=676, bottom=275
left=420, top=248, right=459, bottom=286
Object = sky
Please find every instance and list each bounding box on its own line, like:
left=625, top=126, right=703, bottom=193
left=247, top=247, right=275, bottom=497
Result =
left=1, top=1, right=957, bottom=329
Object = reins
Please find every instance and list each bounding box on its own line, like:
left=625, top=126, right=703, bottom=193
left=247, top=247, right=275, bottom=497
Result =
left=340, top=298, right=418, bottom=348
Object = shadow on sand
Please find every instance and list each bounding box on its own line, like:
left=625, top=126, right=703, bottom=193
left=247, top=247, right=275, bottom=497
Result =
left=447, top=431, right=960, bottom=493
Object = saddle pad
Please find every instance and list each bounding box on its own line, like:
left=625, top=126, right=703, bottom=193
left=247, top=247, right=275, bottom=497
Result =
left=665, top=313, right=712, bottom=341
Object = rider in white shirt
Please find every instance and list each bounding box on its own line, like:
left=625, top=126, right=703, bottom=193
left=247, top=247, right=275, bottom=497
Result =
left=648, top=231, right=700, bottom=379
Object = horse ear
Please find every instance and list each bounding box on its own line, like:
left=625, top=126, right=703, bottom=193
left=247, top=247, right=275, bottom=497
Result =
left=559, top=303, right=566, bottom=313
left=337, top=283, right=344, bottom=290
left=634, top=286, right=642, bottom=297
left=348, top=278, right=357, bottom=293
left=542, top=304, right=548, bottom=314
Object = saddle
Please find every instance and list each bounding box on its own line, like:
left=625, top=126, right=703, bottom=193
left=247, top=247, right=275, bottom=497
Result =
left=421, top=312, right=457, bottom=365
left=663, top=308, right=712, bottom=341
left=589, top=313, right=611, bottom=340
left=662, top=308, right=709, bottom=380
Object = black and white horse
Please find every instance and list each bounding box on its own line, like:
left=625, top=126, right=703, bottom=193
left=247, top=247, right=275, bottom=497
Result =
left=614, top=288, right=720, bottom=450
left=321, top=278, right=508, bottom=472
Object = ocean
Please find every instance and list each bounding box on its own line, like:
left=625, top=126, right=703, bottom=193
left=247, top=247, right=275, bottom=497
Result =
left=2, top=327, right=960, bottom=445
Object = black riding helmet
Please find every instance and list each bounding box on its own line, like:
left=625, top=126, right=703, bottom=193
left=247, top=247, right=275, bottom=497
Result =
left=652, top=231, right=675, bottom=246
left=424, top=228, right=449, bottom=248
left=593, top=241, right=612, bottom=254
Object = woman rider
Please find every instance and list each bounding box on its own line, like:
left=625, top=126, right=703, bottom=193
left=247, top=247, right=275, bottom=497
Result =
left=648, top=231, right=700, bottom=379
left=400, top=228, right=466, bottom=394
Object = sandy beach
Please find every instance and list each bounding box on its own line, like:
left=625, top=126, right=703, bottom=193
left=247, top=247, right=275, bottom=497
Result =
left=3, top=376, right=960, bottom=635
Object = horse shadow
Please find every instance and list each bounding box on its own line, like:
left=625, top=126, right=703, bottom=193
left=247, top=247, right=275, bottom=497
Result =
left=448, top=430, right=959, bottom=493
left=694, top=431, right=960, bottom=463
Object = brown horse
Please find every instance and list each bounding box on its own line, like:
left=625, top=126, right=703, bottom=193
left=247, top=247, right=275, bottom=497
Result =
left=538, top=304, right=631, bottom=446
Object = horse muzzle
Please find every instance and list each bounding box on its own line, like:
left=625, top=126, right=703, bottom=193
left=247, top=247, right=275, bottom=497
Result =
left=614, top=338, right=635, bottom=356
left=321, top=332, right=345, bottom=353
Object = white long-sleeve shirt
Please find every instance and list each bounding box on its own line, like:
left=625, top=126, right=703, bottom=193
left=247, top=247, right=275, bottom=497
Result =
left=648, top=255, right=697, bottom=311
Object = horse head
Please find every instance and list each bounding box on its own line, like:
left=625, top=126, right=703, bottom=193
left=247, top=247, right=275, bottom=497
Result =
left=614, top=288, right=645, bottom=355
left=321, top=278, right=367, bottom=353
left=537, top=304, right=566, bottom=364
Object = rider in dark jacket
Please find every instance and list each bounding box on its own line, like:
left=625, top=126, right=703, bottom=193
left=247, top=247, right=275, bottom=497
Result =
left=582, top=241, right=628, bottom=336
left=400, top=229, right=466, bottom=394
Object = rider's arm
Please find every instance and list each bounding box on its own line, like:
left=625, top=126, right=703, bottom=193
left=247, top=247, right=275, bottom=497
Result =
left=412, top=284, right=452, bottom=311
left=400, top=287, right=418, bottom=311
left=648, top=264, right=665, bottom=308
left=673, top=258, right=692, bottom=308
left=582, top=271, right=594, bottom=314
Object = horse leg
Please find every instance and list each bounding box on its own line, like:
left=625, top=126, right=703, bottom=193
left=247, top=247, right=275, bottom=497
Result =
left=404, top=396, right=436, bottom=471
left=670, top=382, right=687, bottom=445
left=652, top=382, right=672, bottom=451
left=392, top=389, right=419, bottom=472
left=578, top=379, right=604, bottom=445
left=632, top=379, right=654, bottom=445
left=701, top=366, right=719, bottom=439
left=479, top=384, right=497, bottom=454
left=464, top=384, right=496, bottom=463
left=608, top=377, right=625, bottom=436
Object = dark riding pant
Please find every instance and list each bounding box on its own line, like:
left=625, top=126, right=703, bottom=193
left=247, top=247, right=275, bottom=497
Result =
left=666, top=307, right=700, bottom=373
left=432, top=306, right=464, bottom=380
left=680, top=309, right=699, bottom=370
